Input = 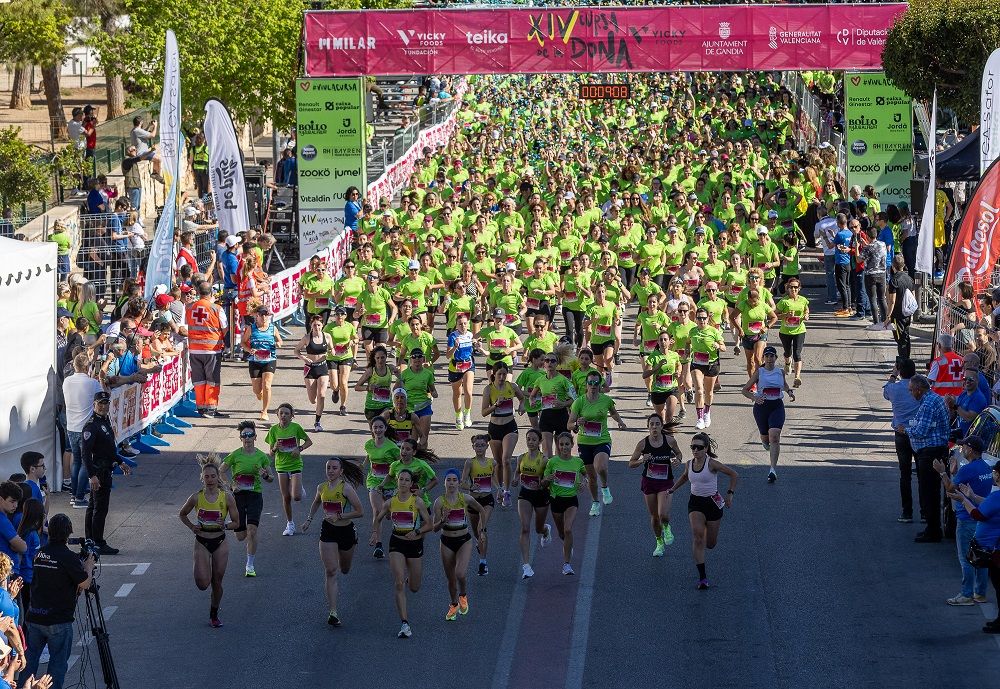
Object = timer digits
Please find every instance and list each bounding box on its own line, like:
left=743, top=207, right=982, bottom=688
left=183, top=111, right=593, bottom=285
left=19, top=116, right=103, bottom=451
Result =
left=578, top=84, right=631, bottom=100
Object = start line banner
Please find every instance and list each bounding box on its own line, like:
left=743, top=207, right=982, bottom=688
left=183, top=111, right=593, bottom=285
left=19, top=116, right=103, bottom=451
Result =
left=305, top=3, right=907, bottom=77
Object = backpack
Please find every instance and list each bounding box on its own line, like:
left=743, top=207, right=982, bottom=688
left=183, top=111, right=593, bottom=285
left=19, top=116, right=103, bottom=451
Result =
left=901, top=287, right=918, bottom=318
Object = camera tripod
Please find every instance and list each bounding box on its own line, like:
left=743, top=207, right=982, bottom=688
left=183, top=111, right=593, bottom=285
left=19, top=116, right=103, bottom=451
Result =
left=83, top=582, right=120, bottom=689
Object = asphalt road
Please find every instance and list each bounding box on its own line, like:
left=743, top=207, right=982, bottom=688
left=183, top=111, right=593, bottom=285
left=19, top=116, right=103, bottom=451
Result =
left=53, top=287, right=1000, bottom=689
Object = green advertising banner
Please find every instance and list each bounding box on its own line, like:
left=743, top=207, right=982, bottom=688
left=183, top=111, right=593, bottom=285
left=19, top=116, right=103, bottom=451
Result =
left=295, top=77, right=366, bottom=260
left=845, top=71, right=913, bottom=207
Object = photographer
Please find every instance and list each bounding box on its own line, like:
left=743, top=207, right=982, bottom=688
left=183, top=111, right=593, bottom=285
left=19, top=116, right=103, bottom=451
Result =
left=24, top=514, right=94, bottom=689
left=81, top=392, right=131, bottom=556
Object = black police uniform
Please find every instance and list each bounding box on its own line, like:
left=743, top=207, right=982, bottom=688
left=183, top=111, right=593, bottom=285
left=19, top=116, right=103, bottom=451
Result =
left=80, top=411, right=121, bottom=548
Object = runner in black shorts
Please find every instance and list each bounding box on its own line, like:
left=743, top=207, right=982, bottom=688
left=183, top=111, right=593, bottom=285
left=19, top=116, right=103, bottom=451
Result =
left=295, top=314, right=333, bottom=432
left=628, top=414, right=683, bottom=558
left=541, top=433, right=587, bottom=576
left=221, top=421, right=273, bottom=577
left=513, top=429, right=552, bottom=579
left=481, top=361, right=526, bottom=508
left=302, top=458, right=365, bottom=626
left=431, top=468, right=485, bottom=621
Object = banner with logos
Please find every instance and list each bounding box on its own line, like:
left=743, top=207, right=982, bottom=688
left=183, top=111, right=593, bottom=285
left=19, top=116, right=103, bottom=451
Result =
left=145, top=30, right=182, bottom=300
left=204, top=99, right=250, bottom=236
left=295, top=77, right=366, bottom=261
left=108, top=349, right=192, bottom=439
left=845, top=70, right=912, bottom=207
left=981, top=49, right=1000, bottom=177
left=304, top=3, right=905, bottom=77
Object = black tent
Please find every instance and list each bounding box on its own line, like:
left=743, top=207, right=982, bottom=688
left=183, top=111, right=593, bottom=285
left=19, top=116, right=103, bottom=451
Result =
left=935, top=130, right=980, bottom=181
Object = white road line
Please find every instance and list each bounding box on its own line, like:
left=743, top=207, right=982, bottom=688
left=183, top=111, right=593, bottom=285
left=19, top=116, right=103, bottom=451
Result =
left=130, top=563, right=150, bottom=576
left=564, top=513, right=603, bottom=689
left=114, top=583, right=135, bottom=598
left=490, top=541, right=537, bottom=689
left=92, top=562, right=151, bottom=573
left=103, top=605, right=117, bottom=621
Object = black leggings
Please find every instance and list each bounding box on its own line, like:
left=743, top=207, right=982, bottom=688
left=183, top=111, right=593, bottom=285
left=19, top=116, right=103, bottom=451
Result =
left=562, top=307, right=585, bottom=347
left=891, top=315, right=911, bottom=361
left=835, top=264, right=852, bottom=310
left=778, top=332, right=805, bottom=362
left=865, top=273, right=888, bottom=323
left=620, top=266, right=636, bottom=293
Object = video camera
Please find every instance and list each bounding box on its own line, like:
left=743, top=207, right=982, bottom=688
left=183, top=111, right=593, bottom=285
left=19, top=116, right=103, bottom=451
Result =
left=79, top=537, right=100, bottom=562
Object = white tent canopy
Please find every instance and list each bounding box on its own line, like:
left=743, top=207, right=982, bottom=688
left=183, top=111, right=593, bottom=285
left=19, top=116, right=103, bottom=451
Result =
left=0, top=237, right=57, bottom=477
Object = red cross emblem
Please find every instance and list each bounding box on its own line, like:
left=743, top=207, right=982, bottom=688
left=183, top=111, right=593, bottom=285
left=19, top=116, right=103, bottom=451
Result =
left=190, top=306, right=210, bottom=325
left=948, top=359, right=964, bottom=378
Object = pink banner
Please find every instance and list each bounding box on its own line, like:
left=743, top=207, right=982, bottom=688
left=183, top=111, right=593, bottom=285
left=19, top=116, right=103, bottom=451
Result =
left=305, top=4, right=906, bottom=77
left=108, top=349, right=193, bottom=439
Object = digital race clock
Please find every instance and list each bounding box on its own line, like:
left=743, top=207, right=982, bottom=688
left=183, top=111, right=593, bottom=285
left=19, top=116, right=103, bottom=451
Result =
left=578, top=84, right=631, bottom=100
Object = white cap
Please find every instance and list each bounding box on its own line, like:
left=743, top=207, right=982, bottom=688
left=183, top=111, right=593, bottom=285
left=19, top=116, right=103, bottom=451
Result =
left=152, top=283, right=169, bottom=297
left=225, top=235, right=242, bottom=247
left=407, top=259, right=420, bottom=270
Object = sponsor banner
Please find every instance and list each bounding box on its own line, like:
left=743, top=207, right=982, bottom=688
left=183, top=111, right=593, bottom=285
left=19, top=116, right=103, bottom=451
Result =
left=108, top=349, right=192, bottom=439
left=916, top=90, right=936, bottom=276
left=145, top=30, right=182, bottom=300
left=845, top=71, right=912, bottom=207
left=295, top=77, right=366, bottom=260
left=982, top=49, right=1000, bottom=177
left=303, top=4, right=906, bottom=76
left=943, top=157, right=1000, bottom=296
left=204, top=99, right=250, bottom=236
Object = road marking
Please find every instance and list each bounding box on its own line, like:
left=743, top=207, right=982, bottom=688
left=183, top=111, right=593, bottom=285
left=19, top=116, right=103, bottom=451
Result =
left=564, top=513, right=603, bottom=689
left=114, top=583, right=135, bottom=598
left=131, top=563, right=149, bottom=576
left=93, top=562, right=151, bottom=575
left=490, top=541, right=537, bottom=689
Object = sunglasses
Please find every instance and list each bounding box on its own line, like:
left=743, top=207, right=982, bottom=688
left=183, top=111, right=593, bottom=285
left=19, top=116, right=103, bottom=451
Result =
left=696, top=315, right=708, bottom=320
left=690, top=444, right=705, bottom=450
left=240, top=432, right=256, bottom=439
left=586, top=379, right=602, bottom=386
left=544, top=359, right=557, bottom=364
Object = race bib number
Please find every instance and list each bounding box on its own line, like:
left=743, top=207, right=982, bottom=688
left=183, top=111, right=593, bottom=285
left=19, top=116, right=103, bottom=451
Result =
left=315, top=298, right=330, bottom=309
left=564, top=291, right=577, bottom=301
left=443, top=235, right=455, bottom=245
left=234, top=474, right=255, bottom=491
left=371, top=461, right=390, bottom=479
left=303, top=365, right=313, bottom=376
left=785, top=314, right=801, bottom=326
left=520, top=473, right=540, bottom=490
left=553, top=470, right=577, bottom=488
left=344, top=296, right=358, bottom=307
left=685, top=278, right=699, bottom=288
left=334, top=343, right=348, bottom=356
left=278, top=437, right=298, bottom=451
left=657, top=374, right=674, bottom=387
left=693, top=351, right=710, bottom=365
left=496, top=398, right=514, bottom=415
left=730, top=284, right=743, bottom=296
left=197, top=509, right=222, bottom=527
left=391, top=511, right=414, bottom=531
left=677, top=348, right=688, bottom=359
left=619, top=251, right=632, bottom=261
left=749, top=321, right=764, bottom=333
left=366, top=313, right=382, bottom=325
left=323, top=501, right=343, bottom=519
left=386, top=276, right=401, bottom=287
left=582, top=420, right=603, bottom=437
left=542, top=394, right=557, bottom=410
left=596, top=324, right=612, bottom=337
left=560, top=250, right=571, bottom=260
left=455, top=359, right=472, bottom=373
left=445, top=508, right=466, bottom=528
left=644, top=339, right=658, bottom=351
left=490, top=338, right=507, bottom=350
left=254, top=349, right=271, bottom=360
left=647, top=463, right=670, bottom=480
left=504, top=313, right=518, bottom=325
left=474, top=475, right=493, bottom=492
left=763, top=387, right=781, bottom=399
left=711, top=493, right=725, bottom=510
left=527, top=297, right=541, bottom=309
left=372, top=386, right=390, bottom=403
left=395, top=429, right=411, bottom=442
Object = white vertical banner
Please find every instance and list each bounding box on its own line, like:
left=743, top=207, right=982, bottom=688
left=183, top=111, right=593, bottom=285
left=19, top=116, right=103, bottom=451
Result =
left=203, top=99, right=250, bottom=236
left=982, top=49, right=1000, bottom=177
left=916, top=89, right=937, bottom=276
left=144, top=29, right=182, bottom=300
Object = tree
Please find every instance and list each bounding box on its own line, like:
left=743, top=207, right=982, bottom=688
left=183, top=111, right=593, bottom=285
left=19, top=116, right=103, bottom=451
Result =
left=883, top=0, right=1000, bottom=124
left=70, top=0, right=126, bottom=118
left=0, top=128, right=53, bottom=214
left=9, top=65, right=32, bottom=111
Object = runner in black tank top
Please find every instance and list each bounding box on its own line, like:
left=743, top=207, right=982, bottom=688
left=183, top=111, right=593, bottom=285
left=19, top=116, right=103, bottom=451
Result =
left=295, top=315, right=332, bottom=431
left=628, top=415, right=683, bottom=557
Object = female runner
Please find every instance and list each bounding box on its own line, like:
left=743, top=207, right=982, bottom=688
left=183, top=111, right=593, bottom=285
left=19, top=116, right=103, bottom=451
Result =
left=302, top=457, right=365, bottom=626
left=324, top=306, right=359, bottom=417
left=433, top=468, right=485, bottom=621
left=222, top=421, right=273, bottom=577
left=742, top=345, right=795, bottom=483
left=447, top=313, right=478, bottom=430
left=294, top=315, right=333, bottom=432
left=689, top=307, right=726, bottom=430
left=461, top=435, right=496, bottom=575
left=667, top=303, right=696, bottom=416
left=541, top=432, right=587, bottom=576
left=363, top=416, right=400, bottom=559
left=384, top=438, right=439, bottom=509
left=513, top=428, right=552, bottom=579
left=179, top=454, right=240, bottom=627
left=529, top=352, right=576, bottom=458
left=775, top=277, right=809, bottom=387
left=481, top=362, right=526, bottom=509
left=668, top=432, right=740, bottom=590
left=677, top=251, right=705, bottom=303
left=241, top=305, right=281, bottom=422
left=583, top=282, right=621, bottom=382
left=382, top=389, right=418, bottom=444
left=515, top=349, right=546, bottom=432
left=736, top=287, right=778, bottom=381
left=569, top=370, right=628, bottom=517
left=265, top=402, right=313, bottom=536
left=635, top=294, right=671, bottom=405
left=398, top=348, right=437, bottom=448
left=721, top=253, right=749, bottom=354
left=354, top=345, right=398, bottom=422
left=643, top=331, right=682, bottom=424
left=628, top=415, right=682, bottom=557
left=369, top=469, right=433, bottom=639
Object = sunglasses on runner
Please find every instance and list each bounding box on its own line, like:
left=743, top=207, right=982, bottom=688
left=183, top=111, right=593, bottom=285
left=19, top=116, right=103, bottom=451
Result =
left=586, top=379, right=602, bottom=386
left=544, top=358, right=557, bottom=364
left=690, top=444, right=705, bottom=450
left=240, top=432, right=255, bottom=439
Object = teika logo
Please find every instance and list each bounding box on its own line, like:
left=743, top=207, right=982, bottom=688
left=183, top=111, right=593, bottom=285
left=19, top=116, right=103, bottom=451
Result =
left=466, top=29, right=508, bottom=45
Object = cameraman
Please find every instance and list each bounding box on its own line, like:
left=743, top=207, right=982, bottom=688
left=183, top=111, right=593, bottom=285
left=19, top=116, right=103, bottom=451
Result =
left=81, top=391, right=131, bottom=556
left=24, top=513, right=94, bottom=689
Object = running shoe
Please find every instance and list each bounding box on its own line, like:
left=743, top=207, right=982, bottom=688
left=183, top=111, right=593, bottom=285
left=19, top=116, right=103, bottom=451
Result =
left=685, top=390, right=695, bottom=404
left=522, top=563, right=534, bottom=579
left=652, top=539, right=665, bottom=557
left=947, top=595, right=975, bottom=606
left=696, top=579, right=710, bottom=590
left=562, top=563, right=575, bottom=576
left=210, top=617, right=223, bottom=628
left=398, top=622, right=412, bottom=639
left=601, top=486, right=613, bottom=505
left=313, top=422, right=323, bottom=433
left=458, top=595, right=469, bottom=614
left=478, top=561, right=489, bottom=576
left=71, top=498, right=88, bottom=509
left=767, top=470, right=777, bottom=483
left=245, top=566, right=256, bottom=577
left=793, top=377, right=802, bottom=388
left=695, top=418, right=706, bottom=430
left=662, top=524, right=674, bottom=545
left=540, top=523, right=552, bottom=547
left=339, top=405, right=347, bottom=416
left=589, top=501, right=601, bottom=517
left=704, top=412, right=712, bottom=428
left=328, top=611, right=342, bottom=626
left=502, top=489, right=511, bottom=508
left=373, top=544, right=385, bottom=559
left=646, top=395, right=653, bottom=408
left=61, top=478, right=72, bottom=491
left=761, top=440, right=771, bottom=451
left=119, top=444, right=140, bottom=457
left=455, top=415, right=464, bottom=430
left=677, top=408, right=686, bottom=420
left=974, top=595, right=989, bottom=603
left=783, top=361, right=792, bottom=375
left=282, top=521, right=296, bottom=536
left=733, top=344, right=741, bottom=355
left=445, top=605, right=459, bottom=621
left=464, top=410, right=473, bottom=427
left=332, top=390, right=340, bottom=404
left=896, top=513, right=913, bottom=523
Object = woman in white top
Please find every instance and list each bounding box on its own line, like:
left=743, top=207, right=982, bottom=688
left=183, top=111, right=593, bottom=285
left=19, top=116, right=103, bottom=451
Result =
left=741, top=345, right=795, bottom=483
left=668, top=432, right=739, bottom=590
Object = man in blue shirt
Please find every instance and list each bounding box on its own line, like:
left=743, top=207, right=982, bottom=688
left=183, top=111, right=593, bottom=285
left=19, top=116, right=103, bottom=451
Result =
left=905, top=374, right=951, bottom=542
left=833, top=213, right=853, bottom=316
left=222, top=234, right=241, bottom=290
left=884, top=359, right=921, bottom=522
left=107, top=198, right=131, bottom=285
left=934, top=436, right=994, bottom=604
left=0, top=482, right=26, bottom=567
left=950, top=372, right=989, bottom=439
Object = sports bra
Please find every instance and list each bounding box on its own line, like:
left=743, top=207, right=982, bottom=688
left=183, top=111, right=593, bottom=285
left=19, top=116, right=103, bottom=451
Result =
left=489, top=382, right=515, bottom=417
left=305, top=333, right=328, bottom=355
left=469, top=456, right=494, bottom=494
left=389, top=493, right=420, bottom=535
left=319, top=480, right=346, bottom=521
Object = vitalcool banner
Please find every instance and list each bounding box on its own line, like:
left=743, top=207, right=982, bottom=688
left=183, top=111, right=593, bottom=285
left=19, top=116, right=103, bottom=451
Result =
left=204, top=99, right=250, bottom=237
left=845, top=70, right=912, bottom=207
left=304, top=3, right=906, bottom=77
left=943, top=157, right=1000, bottom=297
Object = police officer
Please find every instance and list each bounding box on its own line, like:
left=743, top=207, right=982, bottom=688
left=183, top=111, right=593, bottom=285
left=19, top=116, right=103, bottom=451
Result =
left=81, top=391, right=131, bottom=555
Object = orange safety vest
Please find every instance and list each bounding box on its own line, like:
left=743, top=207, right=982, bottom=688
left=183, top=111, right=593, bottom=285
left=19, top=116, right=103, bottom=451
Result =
left=237, top=275, right=255, bottom=317
left=186, top=298, right=225, bottom=353
left=930, top=351, right=964, bottom=396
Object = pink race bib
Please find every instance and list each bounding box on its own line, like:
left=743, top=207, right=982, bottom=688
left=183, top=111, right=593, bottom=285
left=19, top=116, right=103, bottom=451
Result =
left=730, top=284, right=743, bottom=296
left=474, top=475, right=492, bottom=492
left=644, top=339, right=658, bottom=351
left=542, top=394, right=557, bottom=410
left=323, top=501, right=343, bottom=518
left=278, top=437, right=297, bottom=451
left=344, top=296, right=358, bottom=307
left=234, top=474, right=255, bottom=490
left=560, top=250, right=571, bottom=260
left=334, top=343, right=348, bottom=356
left=647, top=463, right=670, bottom=480
left=520, top=473, right=540, bottom=490
left=366, top=313, right=382, bottom=325
left=596, top=324, right=612, bottom=336
left=490, top=338, right=506, bottom=349
left=445, top=508, right=466, bottom=528
left=749, top=321, right=764, bottom=333
left=657, top=374, right=674, bottom=387
left=315, top=298, right=330, bottom=309
left=553, top=470, right=576, bottom=488
left=619, top=251, right=632, bottom=261
left=504, top=313, right=517, bottom=325
left=763, top=387, right=781, bottom=399
left=254, top=349, right=271, bottom=360
left=564, top=290, right=577, bottom=301
left=371, top=461, right=390, bottom=479
left=785, top=314, right=801, bottom=326
left=693, top=351, right=710, bottom=364
left=391, top=511, right=414, bottom=530
left=582, top=420, right=603, bottom=437
left=372, top=386, right=390, bottom=404
left=526, top=297, right=541, bottom=309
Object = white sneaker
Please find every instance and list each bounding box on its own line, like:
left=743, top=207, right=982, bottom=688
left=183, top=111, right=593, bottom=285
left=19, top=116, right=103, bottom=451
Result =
left=540, top=523, right=551, bottom=547
left=562, top=563, right=575, bottom=576
left=455, top=416, right=464, bottom=430
left=464, top=410, right=473, bottom=427
left=601, top=486, right=613, bottom=505
left=704, top=412, right=712, bottom=428
left=695, top=418, right=706, bottom=430
left=314, top=422, right=323, bottom=432
left=589, top=501, right=601, bottom=517
left=398, top=622, right=412, bottom=638
left=282, top=521, right=295, bottom=536
left=522, top=563, right=534, bottom=579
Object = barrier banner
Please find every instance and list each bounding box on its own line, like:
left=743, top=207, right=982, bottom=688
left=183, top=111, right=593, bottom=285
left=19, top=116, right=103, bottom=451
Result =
left=943, top=157, right=1000, bottom=296
left=845, top=70, right=912, bottom=207
left=267, top=227, right=353, bottom=321
left=108, top=349, right=192, bottom=439
left=304, top=3, right=906, bottom=77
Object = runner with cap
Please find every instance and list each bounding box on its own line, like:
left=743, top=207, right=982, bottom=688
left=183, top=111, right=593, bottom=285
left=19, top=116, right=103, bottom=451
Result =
left=480, top=308, right=522, bottom=377
left=529, top=352, right=576, bottom=458
left=221, top=421, right=273, bottom=577
left=569, top=368, right=628, bottom=517
left=357, top=271, right=398, bottom=356
left=395, top=259, right=431, bottom=325
left=432, top=467, right=485, bottom=620
left=742, top=345, right=796, bottom=483
left=689, top=307, right=727, bottom=429
left=382, top=388, right=418, bottom=445
left=775, top=277, right=810, bottom=387
left=241, top=305, right=281, bottom=422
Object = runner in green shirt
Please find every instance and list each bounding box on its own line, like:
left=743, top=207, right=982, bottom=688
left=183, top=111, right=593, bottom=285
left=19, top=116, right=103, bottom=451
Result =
left=357, top=271, right=398, bottom=355
left=480, top=309, right=522, bottom=368
left=222, top=420, right=274, bottom=576
left=515, top=349, right=546, bottom=427
left=397, top=349, right=437, bottom=448
left=689, top=308, right=727, bottom=430
left=541, top=432, right=586, bottom=575
left=569, top=369, right=627, bottom=516
left=774, top=278, right=809, bottom=387
left=529, top=356, right=575, bottom=458
left=265, top=403, right=314, bottom=536
left=643, top=332, right=682, bottom=423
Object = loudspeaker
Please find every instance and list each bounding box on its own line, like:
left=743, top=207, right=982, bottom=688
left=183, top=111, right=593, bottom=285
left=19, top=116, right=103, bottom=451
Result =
left=910, top=178, right=928, bottom=212
left=244, top=165, right=266, bottom=228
